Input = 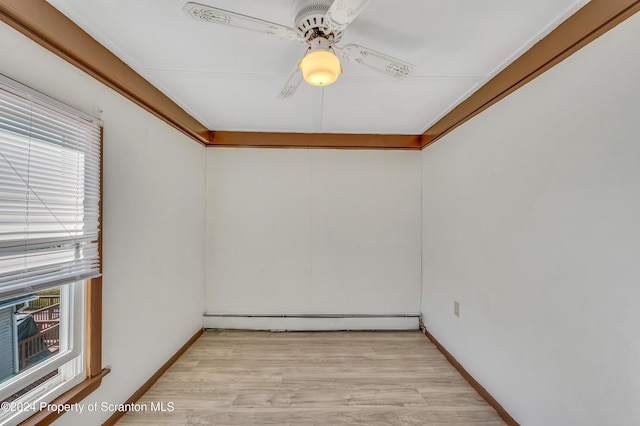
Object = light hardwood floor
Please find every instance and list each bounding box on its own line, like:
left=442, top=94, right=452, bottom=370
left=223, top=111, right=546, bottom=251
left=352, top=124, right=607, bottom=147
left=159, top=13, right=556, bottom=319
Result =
left=117, top=331, right=505, bottom=425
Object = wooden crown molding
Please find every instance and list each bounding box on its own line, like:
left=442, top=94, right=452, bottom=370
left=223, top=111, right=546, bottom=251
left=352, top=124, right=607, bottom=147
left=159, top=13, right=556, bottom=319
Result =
left=211, top=131, right=422, bottom=150
left=0, top=0, right=211, bottom=145
left=421, top=0, right=640, bottom=149
left=1, top=0, right=638, bottom=150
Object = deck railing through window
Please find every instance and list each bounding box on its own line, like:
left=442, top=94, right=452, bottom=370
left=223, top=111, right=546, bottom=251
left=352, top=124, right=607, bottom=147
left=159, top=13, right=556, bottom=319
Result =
left=30, top=303, right=60, bottom=324
left=17, top=324, right=60, bottom=369
left=26, top=296, right=60, bottom=311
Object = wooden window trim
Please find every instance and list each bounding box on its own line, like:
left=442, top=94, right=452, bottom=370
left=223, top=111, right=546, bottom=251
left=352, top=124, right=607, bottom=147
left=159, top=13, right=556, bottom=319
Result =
left=17, top=128, right=108, bottom=426
left=18, top=368, right=110, bottom=426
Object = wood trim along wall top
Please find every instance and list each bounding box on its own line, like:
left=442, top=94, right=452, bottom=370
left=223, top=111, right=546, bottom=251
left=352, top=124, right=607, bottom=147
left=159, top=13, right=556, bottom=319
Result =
left=211, top=131, right=423, bottom=150
left=1, top=0, right=638, bottom=150
left=102, top=328, right=205, bottom=426
left=0, top=0, right=211, bottom=146
left=419, top=322, right=520, bottom=426
left=420, top=0, right=640, bottom=149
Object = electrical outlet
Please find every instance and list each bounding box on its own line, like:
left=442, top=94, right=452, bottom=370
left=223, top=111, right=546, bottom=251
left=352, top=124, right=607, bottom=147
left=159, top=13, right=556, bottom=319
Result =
left=454, top=300, right=460, bottom=317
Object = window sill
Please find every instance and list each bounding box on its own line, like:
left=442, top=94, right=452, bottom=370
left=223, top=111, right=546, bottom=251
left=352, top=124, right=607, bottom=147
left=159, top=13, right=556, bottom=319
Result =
left=19, top=368, right=110, bottom=426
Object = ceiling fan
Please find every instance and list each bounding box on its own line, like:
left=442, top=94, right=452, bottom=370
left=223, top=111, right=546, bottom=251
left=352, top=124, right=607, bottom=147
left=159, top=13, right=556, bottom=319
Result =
left=183, top=0, right=415, bottom=99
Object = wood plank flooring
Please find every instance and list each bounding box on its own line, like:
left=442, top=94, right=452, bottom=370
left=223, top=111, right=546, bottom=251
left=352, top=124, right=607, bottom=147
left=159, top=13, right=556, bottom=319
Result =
left=117, top=331, right=505, bottom=425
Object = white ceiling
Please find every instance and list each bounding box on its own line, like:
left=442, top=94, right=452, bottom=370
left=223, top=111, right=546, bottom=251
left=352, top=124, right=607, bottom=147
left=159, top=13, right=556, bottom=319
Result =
left=46, top=0, right=588, bottom=135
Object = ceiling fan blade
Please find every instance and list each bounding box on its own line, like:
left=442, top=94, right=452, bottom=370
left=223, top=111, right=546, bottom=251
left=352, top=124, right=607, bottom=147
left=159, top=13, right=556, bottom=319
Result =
left=325, top=0, right=370, bottom=32
left=337, top=44, right=415, bottom=79
left=277, top=67, right=304, bottom=99
left=183, top=2, right=303, bottom=42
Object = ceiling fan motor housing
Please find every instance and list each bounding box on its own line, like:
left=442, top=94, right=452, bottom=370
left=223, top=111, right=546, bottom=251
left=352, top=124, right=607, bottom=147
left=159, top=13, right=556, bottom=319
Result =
left=293, top=0, right=343, bottom=42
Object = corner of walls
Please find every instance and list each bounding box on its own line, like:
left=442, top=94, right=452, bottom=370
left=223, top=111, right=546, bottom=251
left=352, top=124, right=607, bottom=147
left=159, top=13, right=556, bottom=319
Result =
left=420, top=12, right=640, bottom=426
left=1, top=20, right=207, bottom=426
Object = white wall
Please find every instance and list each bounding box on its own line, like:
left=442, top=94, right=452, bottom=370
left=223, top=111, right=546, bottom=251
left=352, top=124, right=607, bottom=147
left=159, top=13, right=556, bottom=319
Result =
left=0, top=21, right=206, bottom=425
left=7, top=3, right=639, bottom=423
left=421, top=11, right=640, bottom=426
left=205, top=148, right=421, bottom=328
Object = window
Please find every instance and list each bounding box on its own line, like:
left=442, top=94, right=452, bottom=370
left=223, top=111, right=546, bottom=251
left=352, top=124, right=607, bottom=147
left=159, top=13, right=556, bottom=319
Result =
left=0, top=74, right=102, bottom=424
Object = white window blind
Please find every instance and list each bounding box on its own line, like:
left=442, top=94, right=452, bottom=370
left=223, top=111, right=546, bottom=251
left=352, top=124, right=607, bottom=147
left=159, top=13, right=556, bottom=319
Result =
left=0, top=75, right=101, bottom=299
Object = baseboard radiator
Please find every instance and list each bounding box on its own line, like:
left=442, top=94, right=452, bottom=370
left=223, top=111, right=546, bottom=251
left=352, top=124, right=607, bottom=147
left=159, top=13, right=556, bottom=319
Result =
left=203, top=313, right=420, bottom=331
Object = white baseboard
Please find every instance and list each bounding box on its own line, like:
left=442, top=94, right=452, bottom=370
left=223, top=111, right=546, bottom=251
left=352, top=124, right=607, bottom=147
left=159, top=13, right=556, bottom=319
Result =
left=202, top=314, right=420, bottom=331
